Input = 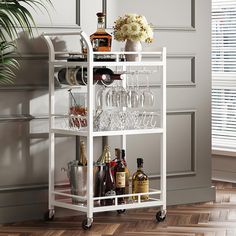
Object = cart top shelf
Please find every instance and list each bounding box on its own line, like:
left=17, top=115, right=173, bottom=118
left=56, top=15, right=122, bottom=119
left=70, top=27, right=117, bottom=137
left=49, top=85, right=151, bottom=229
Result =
left=42, top=31, right=166, bottom=65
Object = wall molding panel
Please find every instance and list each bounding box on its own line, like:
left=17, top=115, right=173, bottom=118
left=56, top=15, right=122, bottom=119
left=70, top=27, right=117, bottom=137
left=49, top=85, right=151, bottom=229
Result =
left=168, top=110, right=196, bottom=174
left=143, top=54, right=196, bottom=87
left=104, top=0, right=195, bottom=31
left=149, top=110, right=196, bottom=179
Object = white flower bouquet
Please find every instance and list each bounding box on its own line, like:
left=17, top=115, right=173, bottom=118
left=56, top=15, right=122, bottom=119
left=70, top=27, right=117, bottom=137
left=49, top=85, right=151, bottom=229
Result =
left=113, top=13, right=154, bottom=43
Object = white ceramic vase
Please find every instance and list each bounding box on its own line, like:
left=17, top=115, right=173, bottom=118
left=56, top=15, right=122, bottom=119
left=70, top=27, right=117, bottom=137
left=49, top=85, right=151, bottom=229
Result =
left=124, top=39, right=142, bottom=61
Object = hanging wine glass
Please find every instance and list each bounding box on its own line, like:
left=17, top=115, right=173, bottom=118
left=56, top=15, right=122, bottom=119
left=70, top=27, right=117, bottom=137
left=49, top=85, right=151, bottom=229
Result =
left=135, top=73, right=144, bottom=108
left=96, top=86, right=105, bottom=109
left=105, top=85, right=116, bottom=107
left=143, top=74, right=154, bottom=108
left=127, top=74, right=139, bottom=108
left=116, top=85, right=129, bottom=108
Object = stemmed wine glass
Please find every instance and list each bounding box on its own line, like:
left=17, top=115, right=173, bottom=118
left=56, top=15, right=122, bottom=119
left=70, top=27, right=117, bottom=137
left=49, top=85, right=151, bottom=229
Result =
left=116, top=86, right=129, bottom=108
left=127, top=74, right=139, bottom=108
left=142, top=74, right=154, bottom=108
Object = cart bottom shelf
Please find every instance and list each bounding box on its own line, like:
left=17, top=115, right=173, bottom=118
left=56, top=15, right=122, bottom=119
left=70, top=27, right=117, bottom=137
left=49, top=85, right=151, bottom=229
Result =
left=51, top=198, right=164, bottom=213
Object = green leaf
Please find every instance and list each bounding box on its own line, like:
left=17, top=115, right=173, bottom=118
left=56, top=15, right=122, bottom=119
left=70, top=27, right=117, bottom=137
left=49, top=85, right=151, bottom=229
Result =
left=0, top=0, right=53, bottom=84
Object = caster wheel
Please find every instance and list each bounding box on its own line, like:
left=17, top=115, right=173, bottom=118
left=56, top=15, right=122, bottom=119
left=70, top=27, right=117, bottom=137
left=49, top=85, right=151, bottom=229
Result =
left=117, top=209, right=126, bottom=214
left=44, top=210, right=55, bottom=221
left=156, top=210, right=166, bottom=222
left=82, top=218, right=92, bottom=230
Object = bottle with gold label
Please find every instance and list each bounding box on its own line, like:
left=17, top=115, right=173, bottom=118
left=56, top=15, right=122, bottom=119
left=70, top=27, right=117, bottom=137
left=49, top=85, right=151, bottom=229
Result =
left=90, top=12, right=112, bottom=52
left=114, top=149, right=125, bottom=204
left=100, top=146, right=116, bottom=206
left=132, top=158, right=149, bottom=200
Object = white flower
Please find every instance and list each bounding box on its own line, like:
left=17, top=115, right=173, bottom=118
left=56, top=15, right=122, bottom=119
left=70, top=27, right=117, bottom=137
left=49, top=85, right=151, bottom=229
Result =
left=126, top=13, right=138, bottom=23
left=114, top=31, right=125, bottom=41
left=121, top=24, right=130, bottom=35
left=113, top=13, right=154, bottom=43
left=129, top=22, right=141, bottom=35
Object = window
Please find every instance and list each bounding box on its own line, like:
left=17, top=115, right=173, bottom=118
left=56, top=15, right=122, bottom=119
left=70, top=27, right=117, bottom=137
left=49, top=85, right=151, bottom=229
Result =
left=212, top=0, right=236, bottom=152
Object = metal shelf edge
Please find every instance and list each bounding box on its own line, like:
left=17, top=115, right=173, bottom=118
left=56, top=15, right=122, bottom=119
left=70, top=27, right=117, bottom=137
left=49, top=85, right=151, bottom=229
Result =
left=50, top=128, right=88, bottom=136
left=93, top=200, right=164, bottom=213
left=51, top=200, right=87, bottom=212
left=93, top=128, right=164, bottom=137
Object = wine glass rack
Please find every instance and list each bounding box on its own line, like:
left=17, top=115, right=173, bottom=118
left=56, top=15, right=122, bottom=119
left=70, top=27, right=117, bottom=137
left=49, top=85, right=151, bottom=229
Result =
left=42, top=31, right=167, bottom=229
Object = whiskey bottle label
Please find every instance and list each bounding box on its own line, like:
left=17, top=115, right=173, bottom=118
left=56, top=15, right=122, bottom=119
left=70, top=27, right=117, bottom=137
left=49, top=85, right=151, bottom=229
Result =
left=116, top=172, right=126, bottom=188
left=134, top=180, right=149, bottom=193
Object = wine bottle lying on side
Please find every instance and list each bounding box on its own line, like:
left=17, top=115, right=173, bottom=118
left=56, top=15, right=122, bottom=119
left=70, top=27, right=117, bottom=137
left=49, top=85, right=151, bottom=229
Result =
left=55, top=67, right=124, bottom=86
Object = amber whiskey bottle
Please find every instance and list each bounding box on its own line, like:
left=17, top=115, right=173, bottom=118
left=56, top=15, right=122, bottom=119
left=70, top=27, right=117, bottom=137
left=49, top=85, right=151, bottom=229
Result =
left=132, top=158, right=149, bottom=200
left=90, top=12, right=112, bottom=52
left=100, top=146, right=116, bottom=206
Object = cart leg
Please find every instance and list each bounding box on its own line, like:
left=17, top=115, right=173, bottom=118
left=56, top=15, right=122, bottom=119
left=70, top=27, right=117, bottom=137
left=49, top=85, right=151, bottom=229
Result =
left=82, top=217, right=93, bottom=230
left=44, top=209, right=55, bottom=221
left=156, top=208, right=167, bottom=222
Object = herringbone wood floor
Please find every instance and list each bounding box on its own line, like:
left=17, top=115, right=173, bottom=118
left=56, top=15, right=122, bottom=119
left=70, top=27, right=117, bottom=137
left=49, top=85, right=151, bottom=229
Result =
left=1, top=181, right=236, bottom=236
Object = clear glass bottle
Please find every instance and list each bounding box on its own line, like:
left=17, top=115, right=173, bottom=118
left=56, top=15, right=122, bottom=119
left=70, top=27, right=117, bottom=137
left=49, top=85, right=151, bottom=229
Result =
left=114, top=150, right=126, bottom=204
left=90, top=12, right=112, bottom=52
left=100, top=146, right=116, bottom=206
left=132, top=158, right=149, bottom=200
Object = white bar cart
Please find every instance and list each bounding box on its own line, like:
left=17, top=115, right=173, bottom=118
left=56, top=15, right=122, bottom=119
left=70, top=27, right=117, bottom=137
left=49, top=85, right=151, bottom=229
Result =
left=42, top=31, right=167, bottom=229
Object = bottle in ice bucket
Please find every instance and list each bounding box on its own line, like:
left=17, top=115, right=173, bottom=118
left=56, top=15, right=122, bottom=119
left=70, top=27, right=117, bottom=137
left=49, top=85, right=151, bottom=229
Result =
left=67, top=140, right=88, bottom=205
left=79, top=140, right=87, bottom=166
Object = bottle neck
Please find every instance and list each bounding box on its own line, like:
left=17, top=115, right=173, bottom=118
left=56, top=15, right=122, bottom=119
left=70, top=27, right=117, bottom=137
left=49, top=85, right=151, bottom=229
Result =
left=97, top=146, right=108, bottom=165
left=137, top=165, right=143, bottom=171
left=79, top=141, right=87, bottom=166
left=97, top=17, right=105, bottom=31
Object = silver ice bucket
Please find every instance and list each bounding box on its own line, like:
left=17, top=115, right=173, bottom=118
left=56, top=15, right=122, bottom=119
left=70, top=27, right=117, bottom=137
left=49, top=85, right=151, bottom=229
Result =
left=66, top=160, right=87, bottom=204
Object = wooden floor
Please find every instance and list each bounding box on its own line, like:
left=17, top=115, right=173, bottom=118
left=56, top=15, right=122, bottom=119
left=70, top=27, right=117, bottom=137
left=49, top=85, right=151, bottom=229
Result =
left=1, top=181, right=236, bottom=236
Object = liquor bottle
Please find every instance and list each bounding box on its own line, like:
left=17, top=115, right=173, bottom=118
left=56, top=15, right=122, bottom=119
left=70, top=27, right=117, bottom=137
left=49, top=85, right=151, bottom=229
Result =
left=90, top=12, right=112, bottom=52
left=78, top=140, right=87, bottom=166
left=121, top=149, right=130, bottom=195
left=56, top=67, right=123, bottom=86
left=132, top=158, right=149, bottom=200
left=110, top=148, right=120, bottom=176
left=94, top=145, right=109, bottom=198
left=114, top=150, right=126, bottom=204
left=100, top=146, right=116, bottom=206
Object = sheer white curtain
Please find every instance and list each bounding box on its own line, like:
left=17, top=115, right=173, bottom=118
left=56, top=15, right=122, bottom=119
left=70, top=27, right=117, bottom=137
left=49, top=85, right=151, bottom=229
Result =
left=212, top=0, right=236, bottom=152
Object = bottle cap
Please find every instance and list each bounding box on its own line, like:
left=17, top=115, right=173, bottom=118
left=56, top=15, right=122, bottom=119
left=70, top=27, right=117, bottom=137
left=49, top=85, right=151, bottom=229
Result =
left=137, top=158, right=143, bottom=165
left=97, top=12, right=105, bottom=17
left=105, top=148, right=111, bottom=163
left=122, top=149, right=125, bottom=157
left=115, top=148, right=120, bottom=157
